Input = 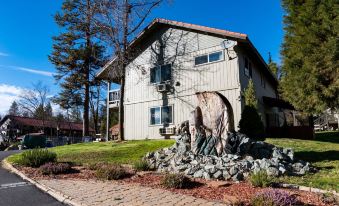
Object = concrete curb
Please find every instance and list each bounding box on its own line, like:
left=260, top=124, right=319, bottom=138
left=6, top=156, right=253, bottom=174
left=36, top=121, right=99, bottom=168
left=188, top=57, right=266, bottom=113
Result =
left=1, top=159, right=84, bottom=206
left=279, top=183, right=339, bottom=197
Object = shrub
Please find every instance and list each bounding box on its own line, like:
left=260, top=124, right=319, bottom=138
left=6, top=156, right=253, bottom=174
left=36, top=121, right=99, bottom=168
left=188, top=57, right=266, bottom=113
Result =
left=95, top=164, right=128, bottom=180
left=239, top=106, right=265, bottom=141
left=133, top=160, right=151, bottom=171
left=249, top=170, right=273, bottom=187
left=161, top=173, right=190, bottom=189
left=39, top=162, right=72, bottom=175
left=86, top=162, right=106, bottom=170
left=251, top=189, right=297, bottom=206
left=19, top=149, right=57, bottom=167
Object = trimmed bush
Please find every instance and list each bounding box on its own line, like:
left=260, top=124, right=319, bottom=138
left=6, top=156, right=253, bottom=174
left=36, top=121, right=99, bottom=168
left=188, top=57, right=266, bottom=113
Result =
left=249, top=170, right=273, bottom=187
left=239, top=106, right=265, bottom=141
left=95, top=164, right=128, bottom=180
left=133, top=160, right=151, bottom=171
left=19, top=149, right=57, bottom=167
left=161, top=173, right=190, bottom=189
left=251, top=189, right=297, bottom=206
left=39, top=162, right=72, bottom=175
left=86, top=162, right=106, bottom=170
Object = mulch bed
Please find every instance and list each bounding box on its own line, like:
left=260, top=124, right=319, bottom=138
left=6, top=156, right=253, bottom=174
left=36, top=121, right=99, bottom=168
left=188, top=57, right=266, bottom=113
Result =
left=15, top=165, right=333, bottom=206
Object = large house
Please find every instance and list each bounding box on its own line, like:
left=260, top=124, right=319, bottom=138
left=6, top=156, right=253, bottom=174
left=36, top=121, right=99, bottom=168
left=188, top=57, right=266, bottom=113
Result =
left=97, top=19, right=307, bottom=140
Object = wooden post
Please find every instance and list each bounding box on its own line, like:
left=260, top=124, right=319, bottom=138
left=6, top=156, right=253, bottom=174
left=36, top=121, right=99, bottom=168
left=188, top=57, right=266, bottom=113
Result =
left=106, top=81, right=110, bottom=141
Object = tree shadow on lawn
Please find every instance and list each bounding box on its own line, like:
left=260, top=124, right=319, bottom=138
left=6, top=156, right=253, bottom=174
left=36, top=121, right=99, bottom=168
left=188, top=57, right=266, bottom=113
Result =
left=295, top=150, right=339, bottom=163
left=314, top=132, right=339, bottom=144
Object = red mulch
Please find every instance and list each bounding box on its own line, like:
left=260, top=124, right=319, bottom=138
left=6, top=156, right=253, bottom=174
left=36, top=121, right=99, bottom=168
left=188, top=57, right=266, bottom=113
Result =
left=15, top=165, right=332, bottom=206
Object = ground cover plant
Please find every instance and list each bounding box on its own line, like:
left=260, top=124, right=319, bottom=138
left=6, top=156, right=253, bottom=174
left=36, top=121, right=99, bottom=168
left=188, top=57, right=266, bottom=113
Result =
left=39, top=162, right=72, bottom=175
left=95, top=164, right=128, bottom=180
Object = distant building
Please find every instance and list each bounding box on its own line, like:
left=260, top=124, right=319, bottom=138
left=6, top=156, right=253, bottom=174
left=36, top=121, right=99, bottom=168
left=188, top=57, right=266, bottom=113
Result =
left=0, top=115, right=94, bottom=140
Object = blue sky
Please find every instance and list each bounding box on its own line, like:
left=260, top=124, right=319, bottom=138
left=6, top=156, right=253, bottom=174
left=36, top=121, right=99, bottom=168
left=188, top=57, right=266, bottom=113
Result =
left=0, top=0, right=284, bottom=115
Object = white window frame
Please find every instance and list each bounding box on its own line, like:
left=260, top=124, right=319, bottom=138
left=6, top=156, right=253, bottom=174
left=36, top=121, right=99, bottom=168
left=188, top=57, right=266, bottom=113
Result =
left=149, top=105, right=174, bottom=126
left=194, top=50, right=224, bottom=66
left=150, top=64, right=172, bottom=85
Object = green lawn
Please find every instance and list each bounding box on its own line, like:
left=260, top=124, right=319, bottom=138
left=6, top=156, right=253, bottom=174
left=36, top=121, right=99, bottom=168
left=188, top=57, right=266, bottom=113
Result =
left=7, top=132, right=338, bottom=191
left=266, top=131, right=339, bottom=191
left=7, top=139, right=175, bottom=165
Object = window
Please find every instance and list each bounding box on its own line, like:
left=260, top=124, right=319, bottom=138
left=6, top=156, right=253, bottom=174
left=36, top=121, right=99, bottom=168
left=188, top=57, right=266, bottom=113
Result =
left=150, top=105, right=173, bottom=125
left=209, top=51, right=223, bottom=62
left=194, top=51, right=224, bottom=66
left=150, top=64, right=172, bottom=84
left=244, top=57, right=252, bottom=78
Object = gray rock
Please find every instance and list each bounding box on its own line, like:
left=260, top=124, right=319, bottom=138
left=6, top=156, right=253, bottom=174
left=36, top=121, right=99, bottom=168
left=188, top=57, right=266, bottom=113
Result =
left=193, top=169, right=203, bottom=178
left=267, top=167, right=279, bottom=176
left=229, top=166, right=238, bottom=176
left=223, top=170, right=231, bottom=180
left=232, top=172, right=244, bottom=181
left=203, top=172, right=211, bottom=180
left=213, top=170, right=223, bottom=179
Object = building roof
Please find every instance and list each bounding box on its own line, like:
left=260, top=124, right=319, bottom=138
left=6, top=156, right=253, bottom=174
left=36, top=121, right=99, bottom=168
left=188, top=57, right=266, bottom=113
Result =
left=0, top=115, right=94, bottom=132
left=96, top=18, right=278, bottom=86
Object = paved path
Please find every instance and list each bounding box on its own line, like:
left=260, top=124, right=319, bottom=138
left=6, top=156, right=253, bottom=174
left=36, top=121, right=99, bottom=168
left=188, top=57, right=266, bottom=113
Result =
left=0, top=151, right=64, bottom=206
left=38, top=179, right=227, bottom=206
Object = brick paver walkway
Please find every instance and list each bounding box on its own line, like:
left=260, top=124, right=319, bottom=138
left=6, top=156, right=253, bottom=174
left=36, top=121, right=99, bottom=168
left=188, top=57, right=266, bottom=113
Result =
left=38, top=179, right=226, bottom=206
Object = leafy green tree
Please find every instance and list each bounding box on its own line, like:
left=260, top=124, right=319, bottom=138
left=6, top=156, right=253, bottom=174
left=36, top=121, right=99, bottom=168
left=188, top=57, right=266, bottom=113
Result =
left=8, top=101, right=20, bottom=116
left=268, top=52, right=279, bottom=79
left=239, top=79, right=265, bottom=140
left=280, top=0, right=339, bottom=114
left=49, top=0, right=106, bottom=136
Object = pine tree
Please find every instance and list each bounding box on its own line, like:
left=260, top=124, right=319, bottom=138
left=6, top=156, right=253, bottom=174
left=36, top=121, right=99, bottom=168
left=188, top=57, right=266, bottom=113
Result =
left=268, top=52, right=279, bottom=78
left=243, top=79, right=258, bottom=109
left=239, top=79, right=265, bottom=140
left=49, top=0, right=106, bottom=136
left=280, top=0, right=339, bottom=114
left=8, top=101, right=20, bottom=116
left=44, top=102, right=53, bottom=119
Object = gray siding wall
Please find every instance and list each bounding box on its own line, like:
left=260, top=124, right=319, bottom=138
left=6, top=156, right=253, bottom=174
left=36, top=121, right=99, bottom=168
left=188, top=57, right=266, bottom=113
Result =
left=123, top=27, right=242, bottom=139
left=238, top=51, right=278, bottom=127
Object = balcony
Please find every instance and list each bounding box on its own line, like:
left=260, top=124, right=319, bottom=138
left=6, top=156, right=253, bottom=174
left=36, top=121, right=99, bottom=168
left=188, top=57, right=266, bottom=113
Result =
left=108, top=89, right=120, bottom=109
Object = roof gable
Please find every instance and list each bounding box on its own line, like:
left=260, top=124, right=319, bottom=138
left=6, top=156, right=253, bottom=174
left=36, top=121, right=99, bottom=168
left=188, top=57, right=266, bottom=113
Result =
left=96, top=18, right=277, bottom=86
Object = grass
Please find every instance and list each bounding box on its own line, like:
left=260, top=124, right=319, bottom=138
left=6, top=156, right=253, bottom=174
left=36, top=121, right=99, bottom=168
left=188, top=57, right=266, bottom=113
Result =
left=266, top=131, right=339, bottom=192
left=7, top=131, right=338, bottom=191
left=7, top=139, right=175, bottom=165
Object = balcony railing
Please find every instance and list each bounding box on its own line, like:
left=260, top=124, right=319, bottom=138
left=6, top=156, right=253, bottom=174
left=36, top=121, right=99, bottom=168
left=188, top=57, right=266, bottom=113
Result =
left=108, top=89, right=120, bottom=108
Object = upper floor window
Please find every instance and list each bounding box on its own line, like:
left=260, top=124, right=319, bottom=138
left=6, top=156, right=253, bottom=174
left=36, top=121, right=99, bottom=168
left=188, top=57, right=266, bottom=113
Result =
left=194, top=51, right=224, bottom=66
left=244, top=57, right=252, bottom=78
left=150, top=64, right=172, bottom=84
left=150, top=105, right=173, bottom=125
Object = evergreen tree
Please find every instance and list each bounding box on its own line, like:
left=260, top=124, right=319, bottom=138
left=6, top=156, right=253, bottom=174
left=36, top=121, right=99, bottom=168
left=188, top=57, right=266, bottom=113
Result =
left=239, top=79, right=265, bottom=140
left=280, top=0, right=339, bottom=114
left=34, top=104, right=45, bottom=119
left=49, top=0, right=106, bottom=136
left=44, top=102, right=53, bottom=119
left=8, top=101, right=20, bottom=116
left=243, top=79, right=258, bottom=109
left=268, top=52, right=279, bottom=78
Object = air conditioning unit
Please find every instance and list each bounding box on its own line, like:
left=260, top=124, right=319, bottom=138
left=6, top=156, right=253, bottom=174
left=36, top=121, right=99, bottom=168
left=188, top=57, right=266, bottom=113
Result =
left=156, top=83, right=169, bottom=92
left=159, top=127, right=176, bottom=135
